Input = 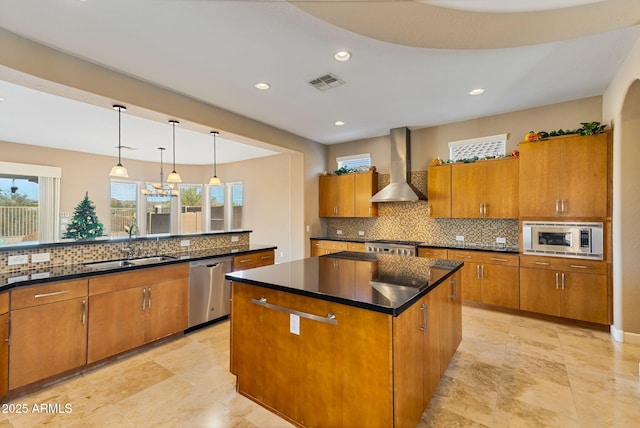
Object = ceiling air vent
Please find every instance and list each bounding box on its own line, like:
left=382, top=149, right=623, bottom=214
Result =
left=308, top=73, right=345, bottom=92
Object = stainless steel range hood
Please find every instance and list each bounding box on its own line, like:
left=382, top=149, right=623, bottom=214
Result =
left=369, top=127, right=420, bottom=202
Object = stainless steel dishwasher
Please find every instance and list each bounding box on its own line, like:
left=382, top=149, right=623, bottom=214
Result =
left=188, top=257, right=233, bottom=328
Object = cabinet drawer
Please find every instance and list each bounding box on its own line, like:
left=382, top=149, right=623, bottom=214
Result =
left=449, top=250, right=519, bottom=267
left=311, top=240, right=349, bottom=251
left=89, top=264, right=189, bottom=296
left=418, top=248, right=448, bottom=259
left=11, top=279, right=88, bottom=310
left=233, top=250, right=275, bottom=270
left=520, top=255, right=606, bottom=275
left=347, top=242, right=365, bottom=252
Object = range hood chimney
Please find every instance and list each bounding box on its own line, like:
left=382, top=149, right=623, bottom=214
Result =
left=370, top=127, right=420, bottom=202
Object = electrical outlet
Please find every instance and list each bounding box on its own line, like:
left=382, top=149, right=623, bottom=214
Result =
left=358, top=230, right=365, bottom=236
left=290, top=314, right=300, bottom=335
left=496, top=237, right=507, bottom=244
left=31, top=253, right=51, bottom=263
left=31, top=272, right=51, bottom=280
left=306, top=225, right=310, bottom=232
left=8, top=255, right=29, bottom=266
left=455, top=236, right=464, bottom=242
left=336, top=230, right=343, bottom=235
left=231, top=235, right=239, bottom=242
left=180, top=240, right=190, bottom=247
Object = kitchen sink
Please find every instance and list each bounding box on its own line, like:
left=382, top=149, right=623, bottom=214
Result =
left=84, top=259, right=134, bottom=270
left=128, top=255, right=176, bottom=265
left=84, top=255, right=176, bottom=270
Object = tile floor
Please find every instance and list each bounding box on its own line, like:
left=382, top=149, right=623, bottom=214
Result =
left=1, top=306, right=639, bottom=427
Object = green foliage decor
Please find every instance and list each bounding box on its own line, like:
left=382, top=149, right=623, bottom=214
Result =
left=63, top=192, right=105, bottom=241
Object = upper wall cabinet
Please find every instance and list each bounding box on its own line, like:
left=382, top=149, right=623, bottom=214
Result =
left=426, top=165, right=452, bottom=218
left=519, top=132, right=611, bottom=219
left=319, top=172, right=378, bottom=218
left=451, top=157, right=519, bottom=219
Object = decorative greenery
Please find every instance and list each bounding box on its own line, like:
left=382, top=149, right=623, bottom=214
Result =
left=579, top=121, right=607, bottom=135
left=63, top=192, right=105, bottom=241
left=333, top=166, right=356, bottom=175
left=533, top=121, right=607, bottom=139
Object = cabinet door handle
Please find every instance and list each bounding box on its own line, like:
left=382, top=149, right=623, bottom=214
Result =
left=561, top=273, right=565, bottom=290
left=450, top=278, right=457, bottom=301
left=5, top=317, right=10, bottom=344
left=426, top=204, right=431, bottom=217
left=251, top=297, right=338, bottom=325
left=555, top=272, right=559, bottom=289
left=570, top=264, right=590, bottom=269
left=261, top=255, right=272, bottom=260
left=483, top=204, right=487, bottom=217
left=476, top=265, right=481, bottom=279
left=457, top=255, right=472, bottom=259
left=490, top=257, right=508, bottom=262
left=34, top=290, right=70, bottom=299
left=481, top=265, right=485, bottom=279
left=479, top=204, right=484, bottom=217
left=239, top=259, right=251, bottom=263
left=561, top=200, right=566, bottom=214
left=81, top=299, right=87, bottom=325
left=555, top=199, right=560, bottom=215
left=142, top=288, right=146, bottom=310
left=148, top=288, right=152, bottom=309
left=419, top=303, right=428, bottom=332
left=529, top=261, right=550, bottom=266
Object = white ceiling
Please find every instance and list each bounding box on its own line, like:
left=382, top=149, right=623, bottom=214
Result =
left=0, top=0, right=639, bottom=164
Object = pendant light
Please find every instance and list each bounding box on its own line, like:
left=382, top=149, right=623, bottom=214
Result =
left=166, top=119, right=182, bottom=183
left=209, top=131, right=221, bottom=185
left=109, top=105, right=129, bottom=177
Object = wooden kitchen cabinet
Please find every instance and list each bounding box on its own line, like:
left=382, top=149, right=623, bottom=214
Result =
left=426, top=164, right=451, bottom=218
left=0, top=292, right=9, bottom=398
left=418, top=247, right=448, bottom=259
left=319, top=172, right=378, bottom=218
left=519, top=132, right=611, bottom=218
left=451, top=157, right=519, bottom=219
left=87, top=264, right=188, bottom=364
left=519, top=255, right=609, bottom=324
left=393, top=270, right=461, bottom=427
left=9, top=279, right=88, bottom=390
left=232, top=249, right=275, bottom=271
left=310, top=239, right=348, bottom=256
left=449, top=250, right=519, bottom=309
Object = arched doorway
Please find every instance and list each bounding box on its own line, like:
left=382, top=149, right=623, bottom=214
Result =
left=616, top=79, right=640, bottom=337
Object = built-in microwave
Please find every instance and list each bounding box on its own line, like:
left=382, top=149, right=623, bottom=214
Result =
left=522, top=221, right=604, bottom=260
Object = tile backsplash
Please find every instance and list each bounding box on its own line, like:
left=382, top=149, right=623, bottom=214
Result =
left=0, top=233, right=250, bottom=274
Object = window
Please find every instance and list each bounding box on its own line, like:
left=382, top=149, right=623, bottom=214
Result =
left=179, top=185, right=202, bottom=234
left=0, top=161, right=60, bottom=245
left=209, top=185, right=225, bottom=232
left=144, top=187, right=174, bottom=236
left=336, top=153, right=371, bottom=171
left=230, top=182, right=244, bottom=230
left=110, top=181, right=137, bottom=238
left=448, top=134, right=507, bottom=161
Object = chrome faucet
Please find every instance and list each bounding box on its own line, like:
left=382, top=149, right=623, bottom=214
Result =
left=124, top=221, right=138, bottom=260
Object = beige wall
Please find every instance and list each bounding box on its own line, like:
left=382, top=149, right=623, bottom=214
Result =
left=603, top=36, right=640, bottom=341
left=327, top=97, right=602, bottom=173
left=0, top=28, right=327, bottom=259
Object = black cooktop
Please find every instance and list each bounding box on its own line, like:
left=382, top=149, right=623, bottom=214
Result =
left=367, top=240, right=422, bottom=246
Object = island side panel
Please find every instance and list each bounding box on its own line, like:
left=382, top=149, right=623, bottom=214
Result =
left=231, top=281, right=393, bottom=428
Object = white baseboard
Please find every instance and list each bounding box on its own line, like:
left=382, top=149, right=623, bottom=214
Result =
left=610, top=324, right=640, bottom=345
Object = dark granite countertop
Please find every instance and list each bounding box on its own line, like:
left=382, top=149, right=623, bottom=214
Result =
left=226, top=251, right=463, bottom=316
left=311, top=236, right=519, bottom=254
left=0, top=244, right=277, bottom=291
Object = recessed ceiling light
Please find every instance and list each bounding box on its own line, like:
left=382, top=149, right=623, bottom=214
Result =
left=334, top=121, right=345, bottom=126
left=254, top=82, right=270, bottom=90
left=469, top=88, right=485, bottom=95
left=334, top=51, right=351, bottom=62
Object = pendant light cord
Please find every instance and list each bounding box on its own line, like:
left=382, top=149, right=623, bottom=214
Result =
left=213, top=131, right=217, bottom=177
left=118, top=107, right=123, bottom=165
left=172, top=121, right=177, bottom=172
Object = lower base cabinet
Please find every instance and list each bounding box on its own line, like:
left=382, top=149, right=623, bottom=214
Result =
left=88, top=264, right=188, bottom=364
left=9, top=279, right=88, bottom=390
left=0, top=293, right=9, bottom=397
left=393, top=271, right=461, bottom=427
left=449, top=250, right=519, bottom=309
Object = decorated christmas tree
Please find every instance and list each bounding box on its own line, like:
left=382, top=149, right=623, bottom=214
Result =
left=63, top=192, right=105, bottom=241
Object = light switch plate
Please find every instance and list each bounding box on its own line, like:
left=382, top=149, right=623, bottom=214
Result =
left=290, top=314, right=300, bottom=335
left=358, top=230, right=365, bottom=236
left=456, top=236, right=465, bottom=242
left=336, top=230, right=343, bottom=235
left=231, top=235, right=239, bottom=242
left=32, top=252, right=51, bottom=263
left=180, top=240, right=190, bottom=247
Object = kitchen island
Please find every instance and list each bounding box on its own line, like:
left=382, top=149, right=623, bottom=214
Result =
left=226, top=252, right=463, bottom=428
